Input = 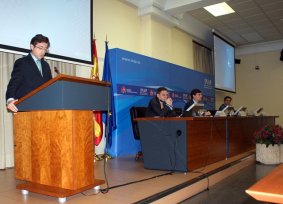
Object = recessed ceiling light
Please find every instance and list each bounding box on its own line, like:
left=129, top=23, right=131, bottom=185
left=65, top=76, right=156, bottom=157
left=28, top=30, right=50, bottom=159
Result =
left=204, top=2, right=235, bottom=17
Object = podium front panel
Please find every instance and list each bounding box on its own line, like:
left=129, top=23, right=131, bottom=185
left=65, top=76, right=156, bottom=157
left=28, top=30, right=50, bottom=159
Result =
left=17, top=80, right=110, bottom=111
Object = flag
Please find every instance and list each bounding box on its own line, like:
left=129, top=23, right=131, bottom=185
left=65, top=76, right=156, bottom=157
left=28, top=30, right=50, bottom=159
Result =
left=90, top=39, right=103, bottom=146
left=102, top=41, right=116, bottom=147
left=90, top=39, right=99, bottom=80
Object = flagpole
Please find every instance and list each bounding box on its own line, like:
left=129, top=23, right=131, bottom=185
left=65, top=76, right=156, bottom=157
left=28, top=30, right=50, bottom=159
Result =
left=90, top=36, right=105, bottom=161
left=102, top=37, right=114, bottom=160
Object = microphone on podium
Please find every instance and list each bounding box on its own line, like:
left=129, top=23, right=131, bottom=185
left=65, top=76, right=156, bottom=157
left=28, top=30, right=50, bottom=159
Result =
left=54, top=67, right=61, bottom=75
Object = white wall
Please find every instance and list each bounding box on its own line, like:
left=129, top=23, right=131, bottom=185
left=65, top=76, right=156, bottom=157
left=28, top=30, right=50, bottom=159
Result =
left=233, top=50, right=282, bottom=125
left=76, top=0, right=195, bottom=79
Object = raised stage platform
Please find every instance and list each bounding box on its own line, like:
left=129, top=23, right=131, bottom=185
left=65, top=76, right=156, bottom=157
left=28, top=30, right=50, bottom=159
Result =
left=0, top=151, right=256, bottom=203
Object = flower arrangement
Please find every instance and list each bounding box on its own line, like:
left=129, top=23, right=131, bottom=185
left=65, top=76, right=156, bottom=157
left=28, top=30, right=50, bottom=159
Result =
left=254, top=124, right=283, bottom=147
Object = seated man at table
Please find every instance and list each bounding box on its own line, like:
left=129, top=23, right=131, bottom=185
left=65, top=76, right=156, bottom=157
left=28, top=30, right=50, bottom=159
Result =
left=146, top=87, right=177, bottom=117
left=219, top=96, right=233, bottom=111
left=183, top=88, right=211, bottom=116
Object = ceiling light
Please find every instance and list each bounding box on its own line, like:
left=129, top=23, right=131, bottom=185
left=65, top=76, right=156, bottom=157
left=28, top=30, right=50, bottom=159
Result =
left=204, top=2, right=235, bottom=17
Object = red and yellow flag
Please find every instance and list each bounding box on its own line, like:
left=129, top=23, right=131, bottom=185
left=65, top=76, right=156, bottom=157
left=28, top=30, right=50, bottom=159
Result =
left=90, top=39, right=99, bottom=80
left=91, top=39, right=103, bottom=145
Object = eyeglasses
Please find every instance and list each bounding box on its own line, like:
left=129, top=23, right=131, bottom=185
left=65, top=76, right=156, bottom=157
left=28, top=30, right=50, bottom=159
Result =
left=35, top=45, right=49, bottom=52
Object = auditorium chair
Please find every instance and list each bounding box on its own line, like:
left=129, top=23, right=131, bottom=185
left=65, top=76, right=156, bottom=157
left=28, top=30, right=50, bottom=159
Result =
left=130, top=106, right=147, bottom=160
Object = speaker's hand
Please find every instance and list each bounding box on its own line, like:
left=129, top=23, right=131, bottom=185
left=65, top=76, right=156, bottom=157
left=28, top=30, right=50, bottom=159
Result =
left=6, top=99, right=18, bottom=113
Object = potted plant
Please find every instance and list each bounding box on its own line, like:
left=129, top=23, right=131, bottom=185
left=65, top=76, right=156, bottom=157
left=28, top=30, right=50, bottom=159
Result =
left=254, top=124, right=283, bottom=164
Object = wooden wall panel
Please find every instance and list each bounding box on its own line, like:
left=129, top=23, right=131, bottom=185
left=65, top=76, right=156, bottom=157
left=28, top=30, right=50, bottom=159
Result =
left=228, top=118, right=245, bottom=157
left=187, top=118, right=226, bottom=170
left=14, top=112, right=32, bottom=181
left=49, top=111, right=73, bottom=189
left=13, top=110, right=95, bottom=190
left=228, top=116, right=276, bottom=157
left=209, top=119, right=227, bottom=162
left=72, top=111, right=94, bottom=189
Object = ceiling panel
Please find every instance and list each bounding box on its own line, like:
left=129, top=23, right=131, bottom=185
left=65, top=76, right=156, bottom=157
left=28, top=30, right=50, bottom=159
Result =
left=129, top=0, right=283, bottom=46
left=241, top=32, right=263, bottom=42
left=236, top=8, right=263, bottom=17
left=232, top=23, right=251, bottom=30
left=252, top=23, right=277, bottom=31
left=235, top=28, right=255, bottom=35
left=266, top=10, right=283, bottom=19
left=254, top=0, right=283, bottom=6
left=227, top=0, right=257, bottom=11
left=186, top=0, right=283, bottom=45
left=224, top=32, right=247, bottom=44
left=262, top=5, right=283, bottom=13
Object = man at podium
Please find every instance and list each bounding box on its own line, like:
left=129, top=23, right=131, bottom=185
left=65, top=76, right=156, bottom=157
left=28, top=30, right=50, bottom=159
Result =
left=6, top=34, right=52, bottom=112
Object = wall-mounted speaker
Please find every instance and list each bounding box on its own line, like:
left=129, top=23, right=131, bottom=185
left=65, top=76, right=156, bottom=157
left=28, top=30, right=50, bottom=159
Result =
left=280, top=49, right=283, bottom=61
left=235, top=59, right=241, bottom=64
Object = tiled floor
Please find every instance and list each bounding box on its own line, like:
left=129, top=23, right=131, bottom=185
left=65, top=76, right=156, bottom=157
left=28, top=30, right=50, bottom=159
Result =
left=0, top=152, right=261, bottom=204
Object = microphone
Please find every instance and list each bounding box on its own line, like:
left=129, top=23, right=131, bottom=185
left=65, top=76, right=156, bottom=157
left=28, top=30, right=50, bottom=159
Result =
left=54, top=67, right=61, bottom=75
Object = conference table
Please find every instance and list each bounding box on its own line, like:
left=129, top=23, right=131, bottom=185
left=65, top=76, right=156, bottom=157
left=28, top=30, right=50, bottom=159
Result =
left=136, top=116, right=276, bottom=172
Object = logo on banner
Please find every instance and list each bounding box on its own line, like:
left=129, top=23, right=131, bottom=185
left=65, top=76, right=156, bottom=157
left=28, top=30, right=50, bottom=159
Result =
left=171, top=92, right=182, bottom=99
left=203, top=95, right=215, bottom=103
left=204, top=78, right=212, bottom=89
left=183, top=93, right=189, bottom=101
left=117, top=84, right=202, bottom=103
left=121, top=86, right=126, bottom=94
left=139, top=88, right=148, bottom=96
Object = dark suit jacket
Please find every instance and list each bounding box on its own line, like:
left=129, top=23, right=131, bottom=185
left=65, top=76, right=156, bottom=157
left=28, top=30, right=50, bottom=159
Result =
left=183, top=100, right=195, bottom=116
left=219, top=104, right=226, bottom=111
left=183, top=100, right=194, bottom=112
left=146, top=96, right=176, bottom=117
left=6, top=53, right=52, bottom=100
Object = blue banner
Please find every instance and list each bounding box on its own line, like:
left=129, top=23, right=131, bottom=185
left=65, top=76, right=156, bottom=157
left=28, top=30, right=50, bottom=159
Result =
left=108, top=48, right=215, bottom=156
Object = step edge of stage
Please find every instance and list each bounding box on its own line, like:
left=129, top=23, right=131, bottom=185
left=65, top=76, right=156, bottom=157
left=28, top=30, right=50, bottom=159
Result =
left=133, top=151, right=255, bottom=204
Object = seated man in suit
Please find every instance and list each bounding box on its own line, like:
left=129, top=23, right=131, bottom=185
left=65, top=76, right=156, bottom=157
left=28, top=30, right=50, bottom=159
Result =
left=146, top=87, right=177, bottom=117
left=6, top=34, right=52, bottom=113
left=219, top=96, right=233, bottom=111
left=183, top=88, right=211, bottom=116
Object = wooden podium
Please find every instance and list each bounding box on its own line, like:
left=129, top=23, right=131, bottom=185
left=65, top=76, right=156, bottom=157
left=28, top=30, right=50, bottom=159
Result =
left=13, top=75, right=110, bottom=201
